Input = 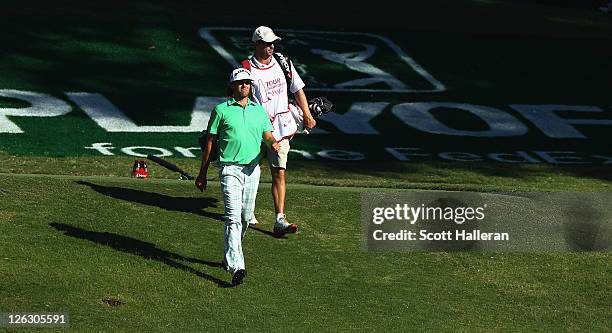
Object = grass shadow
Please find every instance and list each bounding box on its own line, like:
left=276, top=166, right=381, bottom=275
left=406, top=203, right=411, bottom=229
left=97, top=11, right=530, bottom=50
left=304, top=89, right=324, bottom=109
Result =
left=76, top=180, right=224, bottom=222
left=287, top=159, right=612, bottom=188
left=76, top=180, right=283, bottom=239
left=249, top=225, right=287, bottom=239
left=49, top=222, right=233, bottom=288
left=564, top=201, right=611, bottom=251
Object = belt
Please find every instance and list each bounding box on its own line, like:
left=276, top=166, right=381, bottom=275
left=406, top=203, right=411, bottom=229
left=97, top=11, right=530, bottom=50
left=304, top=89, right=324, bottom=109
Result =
left=218, top=162, right=259, bottom=167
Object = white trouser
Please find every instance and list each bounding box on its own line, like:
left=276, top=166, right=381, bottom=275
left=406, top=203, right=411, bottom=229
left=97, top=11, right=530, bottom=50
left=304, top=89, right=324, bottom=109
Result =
left=219, top=163, right=261, bottom=274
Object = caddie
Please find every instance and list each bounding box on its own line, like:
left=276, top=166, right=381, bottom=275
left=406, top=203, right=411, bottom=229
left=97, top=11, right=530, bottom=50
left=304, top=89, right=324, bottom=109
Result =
left=241, top=26, right=317, bottom=235
left=195, top=68, right=279, bottom=286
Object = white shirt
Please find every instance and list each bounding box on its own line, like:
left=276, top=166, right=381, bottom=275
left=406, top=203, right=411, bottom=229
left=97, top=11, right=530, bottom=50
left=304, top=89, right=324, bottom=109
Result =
left=248, top=55, right=305, bottom=141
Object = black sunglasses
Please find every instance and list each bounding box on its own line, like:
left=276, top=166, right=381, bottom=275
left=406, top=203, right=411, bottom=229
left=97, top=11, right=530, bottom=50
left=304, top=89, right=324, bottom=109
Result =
left=256, top=40, right=274, bottom=46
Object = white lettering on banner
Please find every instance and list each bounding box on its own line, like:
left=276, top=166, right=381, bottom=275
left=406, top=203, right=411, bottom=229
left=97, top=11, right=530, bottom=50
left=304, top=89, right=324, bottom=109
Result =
left=174, top=147, right=201, bottom=158
left=84, top=142, right=115, bottom=155
left=437, top=152, right=483, bottom=162
left=289, top=149, right=316, bottom=160
left=84, top=142, right=612, bottom=165
left=487, top=151, right=541, bottom=163
left=321, top=102, right=388, bottom=134
left=391, top=102, right=528, bottom=137
left=120, top=146, right=172, bottom=157
left=385, top=147, right=430, bottom=161
left=0, top=89, right=71, bottom=133
left=592, top=155, right=612, bottom=164
left=311, top=44, right=409, bottom=90
left=510, top=105, right=612, bottom=138
left=66, top=93, right=224, bottom=132
left=384, top=147, right=612, bottom=164
left=532, top=151, right=590, bottom=164
left=3, top=90, right=611, bottom=140
left=316, top=150, right=365, bottom=161
left=84, top=144, right=203, bottom=157
left=198, top=27, right=446, bottom=93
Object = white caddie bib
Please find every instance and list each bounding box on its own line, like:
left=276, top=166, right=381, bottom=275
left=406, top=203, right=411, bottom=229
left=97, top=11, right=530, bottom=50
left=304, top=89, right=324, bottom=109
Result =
left=247, top=56, right=305, bottom=141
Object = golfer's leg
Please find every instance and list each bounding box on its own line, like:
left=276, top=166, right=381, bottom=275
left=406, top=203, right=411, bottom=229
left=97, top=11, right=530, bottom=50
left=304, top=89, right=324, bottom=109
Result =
left=220, top=165, right=245, bottom=274
left=241, top=164, right=261, bottom=238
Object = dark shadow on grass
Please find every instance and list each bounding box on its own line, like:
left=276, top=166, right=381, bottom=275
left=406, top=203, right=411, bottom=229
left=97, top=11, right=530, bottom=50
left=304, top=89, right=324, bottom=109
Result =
left=50, top=222, right=233, bottom=288
left=287, top=159, right=612, bottom=188
left=249, top=225, right=287, bottom=239
left=76, top=181, right=223, bottom=222
left=564, top=202, right=611, bottom=251
left=77, top=181, right=282, bottom=239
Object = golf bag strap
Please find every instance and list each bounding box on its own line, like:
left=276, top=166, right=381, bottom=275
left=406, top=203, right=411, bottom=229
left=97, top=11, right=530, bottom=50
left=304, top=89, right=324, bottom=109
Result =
left=273, top=52, right=293, bottom=90
left=240, top=59, right=251, bottom=71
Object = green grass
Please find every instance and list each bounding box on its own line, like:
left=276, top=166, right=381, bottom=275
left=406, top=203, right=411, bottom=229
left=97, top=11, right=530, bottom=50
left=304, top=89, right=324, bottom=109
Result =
left=1, top=173, right=610, bottom=331
left=1, top=154, right=610, bottom=192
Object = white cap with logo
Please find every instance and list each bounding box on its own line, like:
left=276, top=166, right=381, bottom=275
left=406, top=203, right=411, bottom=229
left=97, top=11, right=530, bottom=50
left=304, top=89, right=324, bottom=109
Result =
left=252, top=26, right=281, bottom=43
left=229, top=68, right=254, bottom=83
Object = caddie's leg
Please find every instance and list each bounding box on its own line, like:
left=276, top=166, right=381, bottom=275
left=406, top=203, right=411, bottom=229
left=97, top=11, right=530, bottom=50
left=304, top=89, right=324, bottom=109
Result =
left=270, top=167, right=286, bottom=215
left=267, top=140, right=297, bottom=235
left=241, top=164, right=261, bottom=238
left=267, top=140, right=290, bottom=216
left=220, top=165, right=246, bottom=274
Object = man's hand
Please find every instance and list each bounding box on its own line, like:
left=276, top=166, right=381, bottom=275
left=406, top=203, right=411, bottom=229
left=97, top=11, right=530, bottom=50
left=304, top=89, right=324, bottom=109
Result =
left=294, top=89, right=316, bottom=131
left=304, top=115, right=316, bottom=131
left=263, top=131, right=279, bottom=152
left=195, top=174, right=207, bottom=192
left=196, top=133, right=216, bottom=192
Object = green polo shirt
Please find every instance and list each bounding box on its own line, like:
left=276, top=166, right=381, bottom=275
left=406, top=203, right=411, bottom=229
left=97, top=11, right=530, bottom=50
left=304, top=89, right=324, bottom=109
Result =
left=207, top=98, right=272, bottom=164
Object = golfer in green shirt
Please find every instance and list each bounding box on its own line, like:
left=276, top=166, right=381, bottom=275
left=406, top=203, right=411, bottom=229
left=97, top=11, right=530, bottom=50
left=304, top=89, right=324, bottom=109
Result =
left=196, top=68, right=279, bottom=286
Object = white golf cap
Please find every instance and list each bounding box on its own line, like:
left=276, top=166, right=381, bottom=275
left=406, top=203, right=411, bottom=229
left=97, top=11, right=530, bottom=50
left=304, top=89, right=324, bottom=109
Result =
left=252, top=26, right=281, bottom=43
left=229, top=68, right=253, bottom=83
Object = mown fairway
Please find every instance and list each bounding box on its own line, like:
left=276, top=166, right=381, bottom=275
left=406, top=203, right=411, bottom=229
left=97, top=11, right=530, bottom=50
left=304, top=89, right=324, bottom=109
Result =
left=1, top=173, right=610, bottom=331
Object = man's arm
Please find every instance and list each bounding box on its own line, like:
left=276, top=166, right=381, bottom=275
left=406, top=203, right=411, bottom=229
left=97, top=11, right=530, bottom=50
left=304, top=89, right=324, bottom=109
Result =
left=195, top=134, right=217, bottom=191
left=294, top=89, right=316, bottom=130
left=263, top=131, right=280, bottom=152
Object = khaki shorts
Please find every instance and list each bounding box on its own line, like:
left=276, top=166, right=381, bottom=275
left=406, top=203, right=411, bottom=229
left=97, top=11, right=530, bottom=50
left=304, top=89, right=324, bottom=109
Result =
left=266, top=139, right=290, bottom=169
